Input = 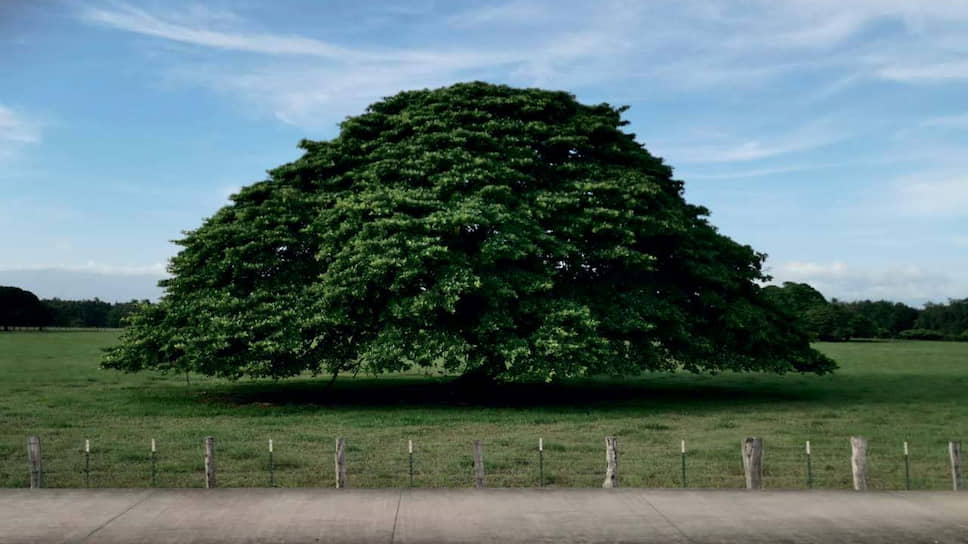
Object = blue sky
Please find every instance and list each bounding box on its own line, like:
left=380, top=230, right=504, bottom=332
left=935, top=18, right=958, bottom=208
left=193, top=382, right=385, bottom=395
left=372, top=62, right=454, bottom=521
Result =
left=1, top=0, right=966, bottom=305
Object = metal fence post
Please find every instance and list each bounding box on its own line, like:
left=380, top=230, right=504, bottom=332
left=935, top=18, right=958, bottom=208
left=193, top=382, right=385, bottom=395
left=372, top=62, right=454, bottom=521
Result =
left=806, top=441, right=812, bottom=489
left=538, top=438, right=544, bottom=488
left=84, top=439, right=91, bottom=488
left=680, top=440, right=687, bottom=488
left=151, top=439, right=157, bottom=487
left=269, top=439, right=275, bottom=487
left=903, top=441, right=910, bottom=490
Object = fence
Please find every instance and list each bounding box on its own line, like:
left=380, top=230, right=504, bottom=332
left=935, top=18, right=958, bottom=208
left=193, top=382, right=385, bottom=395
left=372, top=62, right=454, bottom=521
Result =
left=19, top=434, right=965, bottom=491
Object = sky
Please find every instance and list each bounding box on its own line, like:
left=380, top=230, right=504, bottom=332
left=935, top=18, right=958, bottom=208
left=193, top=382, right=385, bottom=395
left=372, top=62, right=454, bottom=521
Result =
left=1, top=0, right=966, bottom=305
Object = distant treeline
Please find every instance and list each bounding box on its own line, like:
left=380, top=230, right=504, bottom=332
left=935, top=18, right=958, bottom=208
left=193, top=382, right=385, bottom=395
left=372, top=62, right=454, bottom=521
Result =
left=763, top=282, right=968, bottom=342
left=1, top=283, right=966, bottom=340
left=0, top=285, right=149, bottom=330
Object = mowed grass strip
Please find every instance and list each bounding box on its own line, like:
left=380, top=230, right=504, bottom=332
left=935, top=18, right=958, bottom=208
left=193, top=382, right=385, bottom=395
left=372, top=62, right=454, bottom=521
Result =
left=0, top=332, right=964, bottom=489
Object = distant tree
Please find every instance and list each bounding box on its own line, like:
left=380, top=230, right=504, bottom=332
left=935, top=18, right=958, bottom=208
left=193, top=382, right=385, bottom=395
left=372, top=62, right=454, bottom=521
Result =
left=44, top=298, right=132, bottom=328
left=0, top=286, right=49, bottom=330
left=762, top=282, right=827, bottom=315
left=44, top=298, right=81, bottom=327
left=915, top=299, right=968, bottom=337
left=104, top=81, right=836, bottom=382
left=106, top=300, right=149, bottom=328
left=840, top=300, right=918, bottom=338
left=805, top=303, right=855, bottom=342
left=762, top=282, right=829, bottom=340
left=848, top=312, right=877, bottom=339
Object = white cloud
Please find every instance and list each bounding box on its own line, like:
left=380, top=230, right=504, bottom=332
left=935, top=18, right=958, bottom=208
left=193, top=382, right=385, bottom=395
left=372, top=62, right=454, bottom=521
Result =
left=769, top=260, right=963, bottom=305
left=0, top=261, right=168, bottom=277
left=895, top=176, right=968, bottom=217
left=0, top=268, right=166, bottom=301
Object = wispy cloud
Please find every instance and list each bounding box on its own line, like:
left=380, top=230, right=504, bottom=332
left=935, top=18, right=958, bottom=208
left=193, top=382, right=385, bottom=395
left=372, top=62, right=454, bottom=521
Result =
left=79, top=3, right=520, bottom=67
left=81, top=1, right=647, bottom=126
left=920, top=112, right=968, bottom=128
left=448, top=1, right=550, bottom=27
left=657, top=121, right=842, bottom=164
left=876, top=60, right=968, bottom=82
left=0, top=104, right=40, bottom=161
left=0, top=105, right=39, bottom=144
left=685, top=164, right=823, bottom=180
left=77, top=1, right=968, bottom=130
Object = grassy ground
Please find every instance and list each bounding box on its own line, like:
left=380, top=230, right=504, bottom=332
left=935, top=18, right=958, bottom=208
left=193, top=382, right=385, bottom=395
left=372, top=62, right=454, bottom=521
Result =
left=1, top=331, right=965, bottom=489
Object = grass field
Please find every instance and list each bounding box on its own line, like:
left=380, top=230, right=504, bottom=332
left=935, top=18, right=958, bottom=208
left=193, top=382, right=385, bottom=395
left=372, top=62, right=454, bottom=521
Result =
left=1, top=331, right=965, bottom=489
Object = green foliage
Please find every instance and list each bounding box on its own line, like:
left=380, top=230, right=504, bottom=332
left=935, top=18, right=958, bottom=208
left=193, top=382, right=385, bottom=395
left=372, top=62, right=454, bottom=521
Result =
left=914, top=299, right=968, bottom=337
left=848, top=313, right=877, bottom=339
left=40, top=298, right=150, bottom=328
left=0, top=286, right=49, bottom=330
left=898, top=329, right=946, bottom=341
left=762, top=282, right=826, bottom=316
left=763, top=284, right=917, bottom=342
left=104, top=82, right=835, bottom=381
left=805, top=303, right=855, bottom=342
left=762, top=282, right=828, bottom=340
left=839, top=300, right=918, bottom=338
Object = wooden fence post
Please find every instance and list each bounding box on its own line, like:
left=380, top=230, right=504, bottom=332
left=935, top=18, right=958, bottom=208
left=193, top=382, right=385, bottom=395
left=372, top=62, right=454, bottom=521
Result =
left=473, top=440, right=485, bottom=488
left=335, top=437, right=346, bottom=489
left=851, top=436, right=868, bottom=491
left=950, top=441, right=963, bottom=491
left=603, top=436, right=618, bottom=488
left=204, top=436, right=216, bottom=488
left=27, top=436, right=43, bottom=489
left=742, top=437, right=763, bottom=489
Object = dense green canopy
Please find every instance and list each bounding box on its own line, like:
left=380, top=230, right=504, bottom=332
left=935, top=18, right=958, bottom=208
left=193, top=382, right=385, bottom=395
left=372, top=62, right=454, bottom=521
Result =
left=104, top=82, right=835, bottom=381
left=0, top=286, right=48, bottom=330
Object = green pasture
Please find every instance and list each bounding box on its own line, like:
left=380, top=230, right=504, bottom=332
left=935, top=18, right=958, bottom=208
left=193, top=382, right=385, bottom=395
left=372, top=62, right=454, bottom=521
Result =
left=1, top=331, right=964, bottom=489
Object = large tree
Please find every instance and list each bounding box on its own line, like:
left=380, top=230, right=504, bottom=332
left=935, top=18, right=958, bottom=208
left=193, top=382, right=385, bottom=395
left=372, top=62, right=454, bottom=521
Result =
left=0, top=286, right=49, bottom=331
left=104, top=82, right=835, bottom=381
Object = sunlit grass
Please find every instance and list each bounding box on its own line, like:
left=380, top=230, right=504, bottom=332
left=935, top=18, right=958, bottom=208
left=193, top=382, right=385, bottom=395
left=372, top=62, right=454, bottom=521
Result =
left=1, top=331, right=964, bottom=489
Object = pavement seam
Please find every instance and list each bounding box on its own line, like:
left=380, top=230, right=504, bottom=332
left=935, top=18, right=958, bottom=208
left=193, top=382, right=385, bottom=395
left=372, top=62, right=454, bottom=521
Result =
left=78, top=489, right=156, bottom=543
left=636, top=492, right=697, bottom=544
left=389, top=489, right=403, bottom=544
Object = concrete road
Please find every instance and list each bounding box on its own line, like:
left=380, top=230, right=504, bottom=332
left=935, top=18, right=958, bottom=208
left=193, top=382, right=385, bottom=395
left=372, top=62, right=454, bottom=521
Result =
left=1, top=488, right=966, bottom=543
